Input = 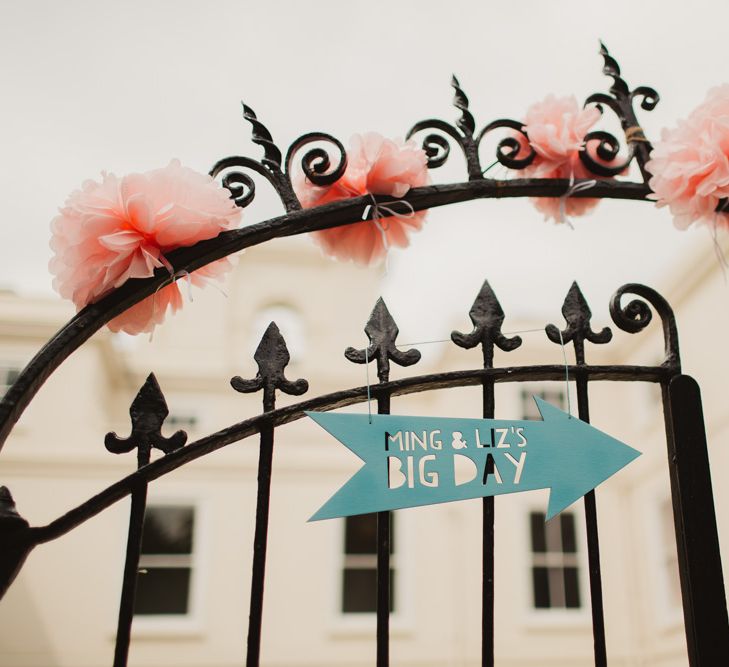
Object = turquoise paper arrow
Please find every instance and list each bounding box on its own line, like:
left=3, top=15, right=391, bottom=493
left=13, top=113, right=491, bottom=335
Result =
left=307, top=398, right=640, bottom=522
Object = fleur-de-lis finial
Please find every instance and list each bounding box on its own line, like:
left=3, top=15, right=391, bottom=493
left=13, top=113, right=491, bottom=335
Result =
left=231, top=322, right=309, bottom=409
left=345, top=298, right=420, bottom=383
left=451, top=280, right=522, bottom=367
left=546, top=282, right=612, bottom=363
left=104, top=374, right=187, bottom=459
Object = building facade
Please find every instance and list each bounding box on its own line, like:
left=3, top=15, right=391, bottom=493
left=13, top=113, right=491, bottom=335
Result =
left=1, top=235, right=726, bottom=666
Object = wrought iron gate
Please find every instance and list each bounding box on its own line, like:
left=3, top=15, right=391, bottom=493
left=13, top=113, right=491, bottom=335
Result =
left=1, top=43, right=728, bottom=667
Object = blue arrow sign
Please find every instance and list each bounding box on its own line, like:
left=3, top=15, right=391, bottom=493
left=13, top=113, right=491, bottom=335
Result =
left=307, top=397, right=640, bottom=522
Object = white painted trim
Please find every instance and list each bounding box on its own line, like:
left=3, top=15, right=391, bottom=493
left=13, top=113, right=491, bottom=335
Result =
left=123, top=494, right=209, bottom=639
left=647, top=493, right=684, bottom=632
left=328, top=511, right=414, bottom=638
left=521, top=503, right=591, bottom=630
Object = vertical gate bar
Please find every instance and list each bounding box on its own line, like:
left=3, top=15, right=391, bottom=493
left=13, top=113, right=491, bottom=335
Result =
left=549, top=284, right=611, bottom=667
left=345, top=298, right=420, bottom=667
left=106, top=373, right=186, bottom=667
left=112, top=448, right=150, bottom=667
left=246, top=393, right=276, bottom=667
left=662, top=374, right=729, bottom=666
left=451, top=280, right=522, bottom=667
left=235, top=323, right=308, bottom=666
left=481, top=375, right=495, bottom=667
left=575, top=374, right=607, bottom=667
left=376, top=391, right=391, bottom=667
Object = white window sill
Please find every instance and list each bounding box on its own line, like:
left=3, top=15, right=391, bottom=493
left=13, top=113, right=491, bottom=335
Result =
left=122, top=615, right=205, bottom=641
left=329, top=612, right=413, bottom=639
left=523, top=608, right=591, bottom=632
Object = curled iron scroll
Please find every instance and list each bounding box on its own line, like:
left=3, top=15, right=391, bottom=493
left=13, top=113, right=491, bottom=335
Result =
left=609, top=283, right=680, bottom=369
left=477, top=119, right=536, bottom=171
left=208, top=156, right=267, bottom=209
left=284, top=132, right=348, bottom=187
left=406, top=119, right=465, bottom=170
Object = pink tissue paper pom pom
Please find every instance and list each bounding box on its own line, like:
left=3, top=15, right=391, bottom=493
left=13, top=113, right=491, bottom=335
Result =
left=49, top=159, right=242, bottom=335
left=294, top=132, right=429, bottom=265
left=646, top=84, right=729, bottom=230
left=515, top=95, right=602, bottom=222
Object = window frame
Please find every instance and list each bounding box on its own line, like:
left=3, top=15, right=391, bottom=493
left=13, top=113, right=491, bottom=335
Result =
left=330, top=510, right=414, bottom=636
left=529, top=510, right=581, bottom=610
left=128, top=496, right=208, bottom=637
left=520, top=386, right=567, bottom=421
left=522, top=503, right=590, bottom=627
left=648, top=494, right=684, bottom=630
left=340, top=513, right=396, bottom=615
left=0, top=364, right=21, bottom=398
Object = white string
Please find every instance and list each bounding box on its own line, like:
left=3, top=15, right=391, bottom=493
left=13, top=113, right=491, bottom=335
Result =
left=365, top=346, right=372, bottom=424
left=397, top=337, right=453, bottom=346
left=556, top=329, right=573, bottom=419
left=397, top=328, right=547, bottom=347
left=558, top=170, right=597, bottom=229
left=149, top=261, right=193, bottom=343
left=359, top=327, right=574, bottom=419
left=712, top=212, right=729, bottom=284
left=362, top=193, right=416, bottom=275
left=147, top=255, right=228, bottom=343
left=481, top=159, right=500, bottom=176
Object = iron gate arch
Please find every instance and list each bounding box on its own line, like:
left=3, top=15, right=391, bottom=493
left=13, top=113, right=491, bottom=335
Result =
left=0, top=43, right=728, bottom=667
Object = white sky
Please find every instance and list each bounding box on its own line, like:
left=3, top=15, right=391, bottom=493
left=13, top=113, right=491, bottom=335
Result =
left=0, top=0, right=725, bottom=336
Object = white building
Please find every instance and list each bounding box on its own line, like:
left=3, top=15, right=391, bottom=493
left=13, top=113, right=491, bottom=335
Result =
left=0, top=234, right=726, bottom=666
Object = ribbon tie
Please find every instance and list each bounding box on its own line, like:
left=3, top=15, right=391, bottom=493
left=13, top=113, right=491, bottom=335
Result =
left=558, top=171, right=597, bottom=228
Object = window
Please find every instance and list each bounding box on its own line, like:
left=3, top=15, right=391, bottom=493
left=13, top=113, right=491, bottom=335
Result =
left=0, top=366, right=20, bottom=398
left=134, top=505, right=195, bottom=616
left=521, top=388, right=565, bottom=420
left=166, top=413, right=198, bottom=430
left=530, top=511, right=581, bottom=609
left=342, top=513, right=395, bottom=613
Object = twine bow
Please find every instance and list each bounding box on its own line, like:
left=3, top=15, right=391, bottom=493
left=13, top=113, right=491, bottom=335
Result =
left=362, top=194, right=415, bottom=273
left=558, top=171, right=597, bottom=229
left=338, top=184, right=416, bottom=271
left=148, top=255, right=193, bottom=341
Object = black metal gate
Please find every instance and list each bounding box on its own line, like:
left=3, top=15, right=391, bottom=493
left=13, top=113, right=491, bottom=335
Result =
left=1, top=43, right=728, bottom=667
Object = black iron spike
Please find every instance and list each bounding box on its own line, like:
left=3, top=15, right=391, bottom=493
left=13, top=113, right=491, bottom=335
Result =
left=580, top=42, right=658, bottom=181
left=241, top=103, right=283, bottom=171
left=231, top=322, right=308, bottom=406
left=451, top=280, right=522, bottom=366
left=598, top=40, right=659, bottom=118
left=598, top=42, right=630, bottom=98
left=345, top=297, right=420, bottom=384
left=104, top=373, right=187, bottom=457
left=451, top=279, right=520, bottom=663
left=546, top=282, right=612, bottom=362
left=451, top=75, right=475, bottom=138
left=231, top=322, right=307, bottom=665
